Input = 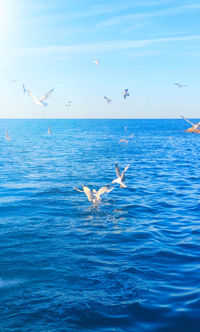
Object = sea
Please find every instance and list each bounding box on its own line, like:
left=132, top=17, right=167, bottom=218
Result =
left=0, top=119, right=200, bottom=332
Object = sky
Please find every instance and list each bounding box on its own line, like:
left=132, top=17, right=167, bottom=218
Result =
left=0, top=0, right=200, bottom=119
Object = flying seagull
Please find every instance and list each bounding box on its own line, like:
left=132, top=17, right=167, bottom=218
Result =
left=10, top=80, right=18, bottom=83
left=65, top=101, right=72, bottom=108
left=174, top=83, right=187, bottom=88
left=94, top=60, right=100, bottom=66
left=27, top=88, right=54, bottom=106
left=74, top=184, right=114, bottom=204
left=123, top=89, right=129, bottom=99
left=104, top=96, right=112, bottom=103
left=112, top=163, right=130, bottom=188
left=181, top=115, right=200, bottom=130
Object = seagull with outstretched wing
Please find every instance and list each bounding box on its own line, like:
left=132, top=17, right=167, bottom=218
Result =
left=74, top=184, right=114, bottom=204
left=104, top=96, right=112, bottom=103
left=112, top=163, right=130, bottom=188
left=27, top=88, right=54, bottom=106
left=174, top=83, right=187, bottom=88
left=123, top=89, right=129, bottom=99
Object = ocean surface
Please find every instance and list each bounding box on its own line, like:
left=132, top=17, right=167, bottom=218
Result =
left=0, top=119, right=200, bottom=332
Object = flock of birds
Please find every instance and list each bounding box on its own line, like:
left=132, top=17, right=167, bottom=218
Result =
left=7, top=60, right=195, bottom=142
left=74, top=163, right=130, bottom=205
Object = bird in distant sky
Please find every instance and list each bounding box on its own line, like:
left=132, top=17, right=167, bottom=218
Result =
left=94, top=60, right=100, bottom=66
left=27, top=88, right=54, bottom=106
left=174, top=83, right=187, bottom=88
left=74, top=185, right=114, bottom=205
left=112, top=163, right=130, bottom=188
left=104, top=96, right=112, bottom=103
left=10, top=80, right=18, bottom=83
left=65, top=101, right=72, bottom=108
left=123, top=89, right=129, bottom=99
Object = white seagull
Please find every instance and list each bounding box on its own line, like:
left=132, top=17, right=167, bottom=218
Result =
left=123, top=89, right=129, bottom=99
left=74, top=184, right=114, bottom=204
left=181, top=115, right=200, bottom=130
left=65, top=101, right=72, bottom=108
left=10, top=80, right=18, bottom=83
left=112, top=163, right=130, bottom=188
left=27, top=88, right=54, bottom=106
left=104, top=96, right=112, bottom=103
left=94, top=60, right=100, bottom=66
left=174, top=83, right=187, bottom=88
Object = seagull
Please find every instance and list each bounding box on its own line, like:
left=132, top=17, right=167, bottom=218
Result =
left=94, top=60, right=100, bottom=66
left=27, top=88, right=54, bottom=106
left=123, top=89, right=129, bottom=99
left=181, top=115, right=200, bottom=130
left=104, top=96, right=112, bottom=103
left=5, top=130, right=11, bottom=140
left=74, top=184, right=114, bottom=204
left=10, top=80, right=18, bottom=83
left=65, top=101, right=72, bottom=108
left=112, top=163, right=130, bottom=188
left=120, top=139, right=128, bottom=143
left=174, top=83, right=187, bottom=88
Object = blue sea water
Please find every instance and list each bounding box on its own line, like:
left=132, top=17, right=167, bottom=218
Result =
left=0, top=119, right=200, bottom=332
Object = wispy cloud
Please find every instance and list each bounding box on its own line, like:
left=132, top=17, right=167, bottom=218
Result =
left=21, top=0, right=177, bottom=26
left=5, top=35, right=200, bottom=56
left=97, top=3, right=200, bottom=28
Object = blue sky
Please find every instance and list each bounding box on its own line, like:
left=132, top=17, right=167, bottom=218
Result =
left=0, top=0, right=199, bottom=118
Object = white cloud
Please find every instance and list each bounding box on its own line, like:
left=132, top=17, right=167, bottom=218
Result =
left=97, top=3, right=200, bottom=28
left=4, top=35, right=200, bottom=56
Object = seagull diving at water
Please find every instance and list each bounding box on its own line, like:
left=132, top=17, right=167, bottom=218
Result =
left=104, top=96, right=112, bottom=103
left=174, top=83, right=187, bottom=88
left=74, top=185, right=114, bottom=205
left=112, top=163, right=130, bottom=188
left=123, top=89, right=129, bottom=99
left=65, top=101, right=72, bottom=108
left=94, top=60, right=100, bottom=66
left=27, top=88, right=54, bottom=106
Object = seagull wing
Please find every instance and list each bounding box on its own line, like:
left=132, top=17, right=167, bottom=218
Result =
left=40, top=89, right=54, bottom=102
left=115, top=163, right=121, bottom=177
left=82, top=185, right=94, bottom=202
left=74, top=187, right=84, bottom=193
left=122, top=164, right=130, bottom=175
left=23, top=84, right=27, bottom=93
left=28, top=90, right=41, bottom=104
left=181, top=115, right=196, bottom=127
left=96, top=185, right=114, bottom=200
